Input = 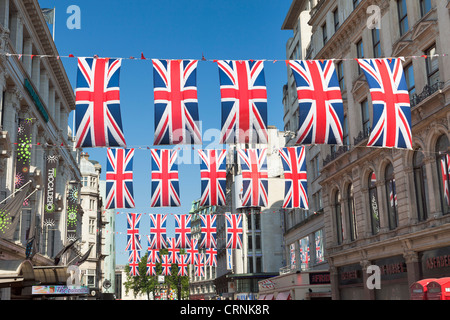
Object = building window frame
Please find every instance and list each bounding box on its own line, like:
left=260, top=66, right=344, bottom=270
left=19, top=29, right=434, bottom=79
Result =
left=347, top=184, right=357, bottom=241
left=385, top=163, right=398, bottom=230
left=361, top=99, right=370, bottom=136
left=436, top=135, right=450, bottom=215
left=425, top=44, right=439, bottom=85
left=413, top=148, right=428, bottom=221
left=397, top=0, right=409, bottom=36
left=420, top=0, right=432, bottom=17
left=369, top=172, right=380, bottom=235
left=372, top=28, right=381, bottom=58
left=334, top=191, right=343, bottom=245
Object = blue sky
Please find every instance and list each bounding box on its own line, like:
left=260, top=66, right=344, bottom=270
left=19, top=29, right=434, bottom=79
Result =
left=38, top=0, right=293, bottom=265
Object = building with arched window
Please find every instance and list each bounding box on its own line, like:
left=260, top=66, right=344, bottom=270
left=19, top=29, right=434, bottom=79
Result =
left=289, top=0, right=450, bottom=299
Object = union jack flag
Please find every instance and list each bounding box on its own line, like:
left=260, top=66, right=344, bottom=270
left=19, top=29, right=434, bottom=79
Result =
left=217, top=60, right=268, bottom=144
left=315, top=231, right=324, bottom=263
left=75, top=57, right=126, bottom=148
left=195, top=253, right=205, bottom=277
left=147, top=248, right=160, bottom=263
left=146, top=253, right=158, bottom=276
left=238, top=148, right=268, bottom=207
left=225, top=213, right=243, bottom=249
left=441, top=155, right=450, bottom=206
left=152, top=59, right=202, bottom=145
left=279, top=146, right=308, bottom=209
left=177, top=254, right=189, bottom=276
left=288, top=60, right=344, bottom=145
left=198, top=149, right=227, bottom=207
left=299, top=237, right=310, bottom=265
left=357, top=58, right=412, bottom=149
left=174, top=214, right=191, bottom=248
left=161, top=254, right=172, bottom=276
left=205, top=247, right=217, bottom=267
left=200, top=215, right=217, bottom=249
left=390, top=179, right=398, bottom=207
left=125, top=213, right=142, bottom=251
left=167, top=237, right=180, bottom=264
left=106, top=148, right=135, bottom=209
left=290, top=243, right=296, bottom=268
left=128, top=250, right=141, bottom=276
left=186, top=238, right=198, bottom=265
left=150, top=149, right=180, bottom=207
left=148, top=214, right=167, bottom=249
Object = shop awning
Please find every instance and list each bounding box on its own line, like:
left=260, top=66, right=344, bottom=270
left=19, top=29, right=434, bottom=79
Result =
left=276, top=291, right=291, bottom=300
left=33, top=266, right=69, bottom=285
left=258, top=294, right=266, bottom=300
left=265, top=293, right=274, bottom=300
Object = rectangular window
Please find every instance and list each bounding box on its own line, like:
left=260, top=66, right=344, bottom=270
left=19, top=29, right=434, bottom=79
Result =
left=343, top=116, right=349, bottom=148
left=425, top=45, right=439, bottom=85
left=322, top=22, right=328, bottom=45
left=404, top=63, right=415, bottom=98
left=361, top=99, right=370, bottom=136
left=398, top=0, right=409, bottom=36
left=333, top=8, right=339, bottom=32
left=420, top=0, right=431, bottom=17
left=89, top=218, right=95, bottom=234
left=372, top=28, right=381, bottom=58
left=356, top=39, right=364, bottom=75
left=337, top=61, right=345, bottom=91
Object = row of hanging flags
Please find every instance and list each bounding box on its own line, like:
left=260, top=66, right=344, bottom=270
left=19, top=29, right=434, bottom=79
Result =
left=106, top=147, right=307, bottom=210
left=124, top=213, right=242, bottom=276
left=74, top=57, right=414, bottom=149
left=82, top=56, right=420, bottom=211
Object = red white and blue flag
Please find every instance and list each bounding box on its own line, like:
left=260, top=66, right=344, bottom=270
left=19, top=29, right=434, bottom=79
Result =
left=161, top=255, right=172, bottom=276
left=195, top=253, right=205, bottom=277
left=217, top=60, right=268, bottom=144
left=178, top=254, right=189, bottom=276
left=200, top=215, right=217, bottom=249
left=225, top=213, right=243, bottom=249
left=147, top=248, right=160, bottom=263
left=288, top=60, right=344, bottom=145
left=167, top=237, right=180, bottom=264
left=279, top=146, right=308, bottom=209
left=148, top=214, right=168, bottom=249
left=238, top=148, right=268, bottom=207
left=152, top=59, right=202, bottom=145
left=150, top=149, right=180, bottom=207
left=106, top=148, right=135, bottom=209
left=174, top=214, right=191, bottom=248
left=128, top=250, right=140, bottom=276
left=205, top=247, right=217, bottom=267
left=198, top=149, right=227, bottom=207
left=125, top=213, right=141, bottom=251
left=186, top=238, right=198, bottom=265
left=441, top=155, right=450, bottom=206
left=75, top=57, right=126, bottom=148
left=357, top=58, right=412, bottom=149
left=146, top=253, right=158, bottom=276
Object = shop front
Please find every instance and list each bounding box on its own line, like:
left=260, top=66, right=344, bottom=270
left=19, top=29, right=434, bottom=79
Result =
left=337, top=263, right=364, bottom=300
left=373, top=255, right=409, bottom=300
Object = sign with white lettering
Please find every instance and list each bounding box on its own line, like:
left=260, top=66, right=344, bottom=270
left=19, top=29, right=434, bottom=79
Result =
left=31, top=285, right=89, bottom=295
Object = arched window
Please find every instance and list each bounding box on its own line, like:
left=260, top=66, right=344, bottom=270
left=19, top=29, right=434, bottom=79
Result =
left=385, top=163, right=398, bottom=229
left=369, top=171, right=380, bottom=235
left=413, top=148, right=428, bottom=221
left=347, top=184, right=357, bottom=241
left=436, top=135, right=450, bottom=214
left=335, top=191, right=343, bottom=245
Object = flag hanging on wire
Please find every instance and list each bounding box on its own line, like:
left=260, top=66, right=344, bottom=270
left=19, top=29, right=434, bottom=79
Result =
left=152, top=59, right=202, bottom=145
left=177, top=254, right=189, bottom=276
left=161, top=255, right=172, bottom=276
left=167, top=237, right=180, bottom=264
left=205, top=247, right=217, bottom=267
left=199, top=215, right=217, bottom=249
left=238, top=148, right=268, bottom=207
left=288, top=60, right=344, bottom=145
left=279, top=146, right=308, bottom=209
left=195, top=253, right=205, bottom=277
left=128, top=250, right=141, bottom=276
left=106, top=148, right=135, bottom=209
left=174, top=214, right=191, bottom=248
left=186, top=238, right=198, bottom=265
left=357, top=58, right=412, bottom=149
left=441, top=155, right=450, bottom=206
left=125, top=213, right=142, bottom=251
left=75, top=57, right=126, bottom=148
left=148, top=214, right=167, bottom=249
left=198, top=149, right=227, bottom=207
left=217, top=60, right=268, bottom=144
left=150, top=149, right=181, bottom=207
left=225, top=213, right=243, bottom=249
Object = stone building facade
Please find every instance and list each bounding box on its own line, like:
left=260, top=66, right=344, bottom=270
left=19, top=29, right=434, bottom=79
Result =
left=304, top=0, right=450, bottom=299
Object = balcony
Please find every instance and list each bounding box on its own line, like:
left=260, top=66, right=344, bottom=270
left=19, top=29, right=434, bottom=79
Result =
left=410, top=81, right=444, bottom=108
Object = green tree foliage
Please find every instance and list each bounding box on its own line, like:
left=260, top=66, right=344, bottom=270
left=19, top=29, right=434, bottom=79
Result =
left=124, top=248, right=189, bottom=300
